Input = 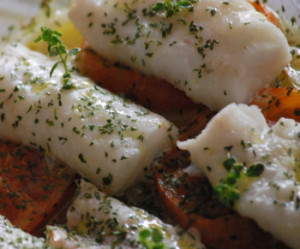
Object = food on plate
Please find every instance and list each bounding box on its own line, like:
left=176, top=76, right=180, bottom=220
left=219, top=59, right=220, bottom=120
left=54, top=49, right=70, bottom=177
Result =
left=74, top=0, right=285, bottom=116
left=155, top=169, right=288, bottom=249
left=66, top=179, right=206, bottom=249
left=46, top=225, right=108, bottom=249
left=252, top=87, right=300, bottom=125
left=77, top=41, right=199, bottom=115
left=178, top=103, right=300, bottom=249
left=5, top=179, right=206, bottom=249
left=0, top=42, right=177, bottom=195
left=248, top=0, right=281, bottom=28
left=0, top=0, right=298, bottom=248
left=155, top=108, right=288, bottom=249
left=69, top=0, right=291, bottom=110
left=0, top=213, right=112, bottom=249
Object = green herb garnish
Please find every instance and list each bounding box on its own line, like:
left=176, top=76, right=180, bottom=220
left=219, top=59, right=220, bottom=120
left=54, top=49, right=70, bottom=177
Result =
left=35, top=26, right=80, bottom=90
left=139, top=228, right=166, bottom=249
left=146, top=0, right=198, bottom=18
left=214, top=156, right=264, bottom=208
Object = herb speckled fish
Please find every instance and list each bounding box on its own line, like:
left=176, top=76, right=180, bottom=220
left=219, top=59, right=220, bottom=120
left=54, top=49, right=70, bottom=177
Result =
left=178, top=103, right=300, bottom=249
left=69, top=0, right=291, bottom=110
left=0, top=43, right=177, bottom=195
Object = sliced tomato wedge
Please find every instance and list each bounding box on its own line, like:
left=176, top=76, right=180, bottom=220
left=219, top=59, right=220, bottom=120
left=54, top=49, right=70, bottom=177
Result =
left=0, top=140, right=76, bottom=235
left=252, top=88, right=300, bottom=125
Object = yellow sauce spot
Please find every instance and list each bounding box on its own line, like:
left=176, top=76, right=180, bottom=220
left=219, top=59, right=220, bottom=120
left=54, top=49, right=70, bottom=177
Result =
left=74, top=221, right=89, bottom=235
left=26, top=20, right=83, bottom=54
left=57, top=21, right=84, bottom=49
left=293, top=155, right=300, bottom=183
left=31, top=83, right=51, bottom=94
left=178, top=237, right=198, bottom=249
left=238, top=174, right=255, bottom=193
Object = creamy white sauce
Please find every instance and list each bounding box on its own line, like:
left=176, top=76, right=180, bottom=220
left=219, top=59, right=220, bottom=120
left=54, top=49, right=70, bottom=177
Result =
left=0, top=43, right=177, bottom=195
left=69, top=0, right=291, bottom=110
left=178, top=103, right=300, bottom=249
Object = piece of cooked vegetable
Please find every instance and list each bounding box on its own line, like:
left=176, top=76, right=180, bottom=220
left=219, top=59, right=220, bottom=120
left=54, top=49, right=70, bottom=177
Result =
left=0, top=139, right=75, bottom=235
left=178, top=103, right=300, bottom=249
left=158, top=108, right=214, bottom=171
left=0, top=43, right=177, bottom=195
left=248, top=0, right=281, bottom=28
left=252, top=87, right=300, bottom=125
left=69, top=0, right=291, bottom=110
left=67, top=179, right=206, bottom=249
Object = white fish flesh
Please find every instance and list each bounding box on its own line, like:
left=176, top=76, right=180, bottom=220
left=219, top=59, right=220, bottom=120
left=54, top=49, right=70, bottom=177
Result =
left=178, top=103, right=300, bottom=249
left=67, top=179, right=206, bottom=249
left=0, top=43, right=177, bottom=195
left=69, top=0, right=291, bottom=110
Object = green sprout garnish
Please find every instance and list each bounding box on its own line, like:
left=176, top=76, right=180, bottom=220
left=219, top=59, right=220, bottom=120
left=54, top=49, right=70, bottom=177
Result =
left=35, top=26, right=80, bottom=90
left=139, top=228, right=166, bottom=249
left=214, top=156, right=264, bottom=208
left=146, top=0, right=198, bottom=18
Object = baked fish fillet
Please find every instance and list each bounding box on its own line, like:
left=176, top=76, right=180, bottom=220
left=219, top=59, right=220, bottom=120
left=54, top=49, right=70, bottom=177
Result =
left=69, top=0, right=291, bottom=110
left=178, top=103, right=300, bottom=249
left=0, top=214, right=105, bottom=249
left=67, top=179, right=206, bottom=249
left=0, top=43, right=177, bottom=195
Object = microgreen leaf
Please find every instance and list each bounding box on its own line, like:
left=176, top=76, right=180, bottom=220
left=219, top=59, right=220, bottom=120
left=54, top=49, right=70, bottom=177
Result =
left=49, top=61, right=60, bottom=78
left=223, top=157, right=235, bottom=171
left=246, top=163, right=264, bottom=177
left=147, top=0, right=198, bottom=18
left=139, top=229, right=151, bottom=240
left=68, top=48, right=81, bottom=56
left=35, top=26, right=81, bottom=90
left=151, top=228, right=163, bottom=243
left=214, top=184, right=240, bottom=208
left=214, top=156, right=264, bottom=208
left=139, top=228, right=166, bottom=249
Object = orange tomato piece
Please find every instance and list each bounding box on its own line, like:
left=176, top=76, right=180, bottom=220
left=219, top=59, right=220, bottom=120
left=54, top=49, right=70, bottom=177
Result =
left=252, top=88, right=300, bottom=124
left=0, top=140, right=76, bottom=235
left=77, top=41, right=199, bottom=115
left=248, top=0, right=281, bottom=28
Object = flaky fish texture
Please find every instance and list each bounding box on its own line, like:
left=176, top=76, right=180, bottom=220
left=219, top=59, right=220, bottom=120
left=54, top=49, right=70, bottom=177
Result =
left=69, top=0, right=291, bottom=110
left=178, top=104, right=300, bottom=249
left=0, top=43, right=177, bottom=195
